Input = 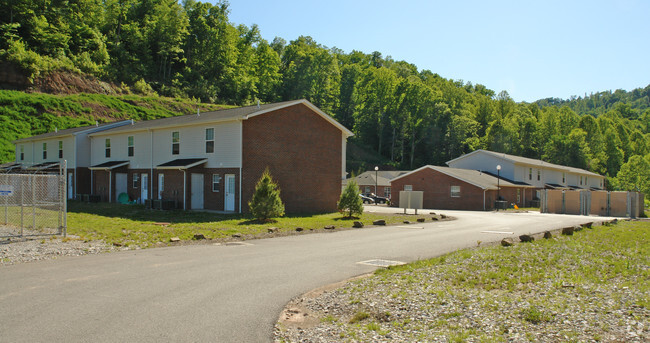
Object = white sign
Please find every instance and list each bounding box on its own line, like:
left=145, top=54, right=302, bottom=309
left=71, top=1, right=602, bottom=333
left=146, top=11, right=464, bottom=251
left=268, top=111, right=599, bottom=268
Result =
left=0, top=185, right=14, bottom=196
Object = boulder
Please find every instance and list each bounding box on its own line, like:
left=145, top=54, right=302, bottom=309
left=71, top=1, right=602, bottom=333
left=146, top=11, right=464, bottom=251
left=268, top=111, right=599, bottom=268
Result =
left=581, top=222, right=593, bottom=229
left=267, top=227, right=278, bottom=233
left=440, top=214, right=447, bottom=219
left=193, top=233, right=206, bottom=240
left=295, top=227, right=304, bottom=232
left=373, top=220, right=386, bottom=226
left=232, top=233, right=242, bottom=238
left=403, top=220, right=412, bottom=224
left=353, top=221, right=364, bottom=228
left=431, top=217, right=439, bottom=221
left=561, top=226, right=574, bottom=235
left=519, top=234, right=534, bottom=243
left=573, top=225, right=583, bottom=232
left=543, top=231, right=553, bottom=239
left=324, top=225, right=335, bottom=230
left=429, top=212, right=436, bottom=215
left=417, top=218, right=425, bottom=223
left=501, top=238, right=515, bottom=247
left=169, top=237, right=180, bottom=242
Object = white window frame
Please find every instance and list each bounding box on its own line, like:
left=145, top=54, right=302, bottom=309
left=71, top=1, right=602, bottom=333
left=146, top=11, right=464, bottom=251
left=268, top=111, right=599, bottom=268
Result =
left=128, top=136, right=134, bottom=157
left=212, top=174, right=220, bottom=192
left=205, top=128, right=214, bottom=153
left=133, top=173, right=139, bottom=188
left=404, top=185, right=413, bottom=191
left=58, top=140, right=63, bottom=159
left=105, top=139, right=111, bottom=158
left=172, top=131, right=180, bottom=155
left=384, top=187, right=391, bottom=198
left=20, top=145, right=24, bottom=161
left=529, top=168, right=532, bottom=180
left=42, top=142, right=47, bottom=160
left=450, top=185, right=461, bottom=198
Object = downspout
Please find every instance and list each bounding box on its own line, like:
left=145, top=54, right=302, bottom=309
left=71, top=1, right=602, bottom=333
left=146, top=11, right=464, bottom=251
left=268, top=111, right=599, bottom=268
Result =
left=73, top=135, right=77, bottom=198
left=182, top=168, right=186, bottom=210
left=109, top=170, right=112, bottom=203
left=239, top=119, right=243, bottom=213
left=150, top=129, right=154, bottom=203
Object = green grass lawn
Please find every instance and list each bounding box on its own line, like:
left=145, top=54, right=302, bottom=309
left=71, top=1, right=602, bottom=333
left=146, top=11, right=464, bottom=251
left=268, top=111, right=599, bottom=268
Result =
left=277, top=220, right=649, bottom=342
left=66, top=201, right=429, bottom=247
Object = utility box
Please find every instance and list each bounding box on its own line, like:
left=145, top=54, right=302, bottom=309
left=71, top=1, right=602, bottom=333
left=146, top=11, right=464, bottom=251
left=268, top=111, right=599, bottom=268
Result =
left=399, top=191, right=423, bottom=213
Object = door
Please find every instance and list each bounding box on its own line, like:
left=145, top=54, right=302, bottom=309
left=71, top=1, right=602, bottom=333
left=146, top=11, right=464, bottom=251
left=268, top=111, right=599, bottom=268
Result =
left=225, top=174, right=235, bottom=212
left=115, top=173, right=128, bottom=203
left=158, top=174, right=164, bottom=199
left=141, top=173, right=148, bottom=203
left=191, top=173, right=204, bottom=210
left=67, top=172, right=73, bottom=199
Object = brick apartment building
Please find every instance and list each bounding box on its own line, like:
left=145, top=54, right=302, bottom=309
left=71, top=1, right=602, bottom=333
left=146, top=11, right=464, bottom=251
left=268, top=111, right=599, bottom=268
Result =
left=391, top=166, right=535, bottom=211
left=81, top=99, right=352, bottom=213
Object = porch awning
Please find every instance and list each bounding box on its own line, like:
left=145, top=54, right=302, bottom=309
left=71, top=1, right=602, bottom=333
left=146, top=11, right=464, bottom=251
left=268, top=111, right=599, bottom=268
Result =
left=89, top=161, right=129, bottom=170
left=156, top=158, right=207, bottom=170
left=0, top=162, right=23, bottom=172
left=25, top=162, right=60, bottom=170
left=545, top=183, right=570, bottom=190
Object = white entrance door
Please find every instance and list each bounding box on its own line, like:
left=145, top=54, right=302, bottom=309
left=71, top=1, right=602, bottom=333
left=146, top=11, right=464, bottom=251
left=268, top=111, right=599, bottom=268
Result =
left=141, top=173, right=149, bottom=203
left=67, top=172, right=73, bottom=199
left=191, top=173, right=204, bottom=210
left=225, top=174, right=235, bottom=212
left=115, top=173, right=128, bottom=203
left=158, top=174, right=164, bottom=199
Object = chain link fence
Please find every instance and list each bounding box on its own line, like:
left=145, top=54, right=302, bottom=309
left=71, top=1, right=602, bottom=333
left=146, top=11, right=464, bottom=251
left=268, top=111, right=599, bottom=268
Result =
left=0, top=161, right=67, bottom=240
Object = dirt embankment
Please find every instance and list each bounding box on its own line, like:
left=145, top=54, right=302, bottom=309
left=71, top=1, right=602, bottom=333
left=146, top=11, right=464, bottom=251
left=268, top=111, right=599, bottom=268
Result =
left=0, top=62, right=121, bottom=95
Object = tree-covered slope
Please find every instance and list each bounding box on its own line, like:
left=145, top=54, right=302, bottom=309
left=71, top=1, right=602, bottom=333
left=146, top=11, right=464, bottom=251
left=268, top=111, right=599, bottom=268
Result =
left=0, top=90, right=229, bottom=162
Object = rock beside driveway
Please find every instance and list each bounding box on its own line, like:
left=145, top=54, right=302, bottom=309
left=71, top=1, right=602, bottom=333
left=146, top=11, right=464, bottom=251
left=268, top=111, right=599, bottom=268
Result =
left=372, top=220, right=386, bottom=226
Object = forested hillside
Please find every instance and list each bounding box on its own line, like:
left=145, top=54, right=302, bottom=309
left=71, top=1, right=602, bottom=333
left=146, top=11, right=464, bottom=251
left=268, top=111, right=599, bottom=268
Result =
left=1, top=0, right=648, bottom=194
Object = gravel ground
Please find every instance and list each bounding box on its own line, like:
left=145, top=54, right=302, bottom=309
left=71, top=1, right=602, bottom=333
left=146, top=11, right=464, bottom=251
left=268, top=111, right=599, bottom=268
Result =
left=275, top=224, right=649, bottom=342
left=1, top=226, right=118, bottom=266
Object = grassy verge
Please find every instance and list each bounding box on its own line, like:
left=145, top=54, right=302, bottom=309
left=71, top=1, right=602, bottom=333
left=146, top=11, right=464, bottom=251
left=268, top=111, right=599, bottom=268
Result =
left=278, top=220, right=649, bottom=342
left=65, top=202, right=434, bottom=247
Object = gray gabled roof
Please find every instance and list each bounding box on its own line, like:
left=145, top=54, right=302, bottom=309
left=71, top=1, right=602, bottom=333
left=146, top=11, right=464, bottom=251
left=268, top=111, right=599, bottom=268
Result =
left=446, top=149, right=602, bottom=177
left=392, top=165, right=535, bottom=190
left=343, top=170, right=410, bottom=187
left=13, top=120, right=132, bottom=143
left=89, top=99, right=354, bottom=137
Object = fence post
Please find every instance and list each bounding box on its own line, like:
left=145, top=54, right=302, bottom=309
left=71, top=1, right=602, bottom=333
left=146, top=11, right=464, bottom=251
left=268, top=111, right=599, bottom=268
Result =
left=3, top=175, right=7, bottom=225
left=561, top=190, right=566, bottom=214
left=62, top=160, right=67, bottom=237
left=32, top=173, right=36, bottom=230
left=20, top=175, right=24, bottom=237
left=606, top=192, right=611, bottom=217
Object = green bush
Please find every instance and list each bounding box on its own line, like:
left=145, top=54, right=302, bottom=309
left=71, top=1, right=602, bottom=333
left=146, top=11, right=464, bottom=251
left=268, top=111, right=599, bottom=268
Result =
left=248, top=169, right=285, bottom=222
left=338, top=179, right=363, bottom=218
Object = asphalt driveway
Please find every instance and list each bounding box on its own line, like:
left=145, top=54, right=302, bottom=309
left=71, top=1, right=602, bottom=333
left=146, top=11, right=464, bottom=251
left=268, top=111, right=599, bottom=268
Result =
left=0, top=208, right=611, bottom=342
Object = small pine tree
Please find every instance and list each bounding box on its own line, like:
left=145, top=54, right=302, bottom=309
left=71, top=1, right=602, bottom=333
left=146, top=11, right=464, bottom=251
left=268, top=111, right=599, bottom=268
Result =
left=248, top=168, right=285, bottom=222
left=338, top=179, right=364, bottom=218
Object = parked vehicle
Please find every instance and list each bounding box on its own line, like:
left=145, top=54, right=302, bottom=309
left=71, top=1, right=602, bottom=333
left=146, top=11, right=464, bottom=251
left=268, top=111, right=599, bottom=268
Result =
left=359, top=194, right=375, bottom=204
left=364, top=193, right=389, bottom=204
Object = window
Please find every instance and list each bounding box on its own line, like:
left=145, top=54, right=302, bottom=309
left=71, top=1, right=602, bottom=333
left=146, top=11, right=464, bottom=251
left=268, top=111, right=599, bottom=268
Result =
left=128, top=136, right=134, bottom=157
left=450, top=185, right=461, bottom=197
left=20, top=145, right=24, bottom=161
left=585, top=176, right=588, bottom=185
left=537, top=170, right=541, bottom=181
left=42, top=142, right=47, bottom=159
left=205, top=128, right=214, bottom=153
left=517, top=189, right=521, bottom=203
left=562, top=172, right=566, bottom=184
left=365, top=186, right=371, bottom=194
left=133, top=173, right=139, bottom=188
left=384, top=187, right=391, bottom=198
left=58, top=141, right=63, bottom=159
left=529, top=168, right=532, bottom=180
left=404, top=185, right=413, bottom=191
left=212, top=174, right=221, bottom=192
left=105, top=139, right=111, bottom=158
left=172, top=131, right=180, bottom=155
left=580, top=176, right=583, bottom=185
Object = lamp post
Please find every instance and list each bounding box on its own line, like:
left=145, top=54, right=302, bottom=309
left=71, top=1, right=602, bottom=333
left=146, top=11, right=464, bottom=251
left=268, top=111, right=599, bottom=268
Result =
left=374, top=166, right=379, bottom=196
left=496, top=165, right=501, bottom=211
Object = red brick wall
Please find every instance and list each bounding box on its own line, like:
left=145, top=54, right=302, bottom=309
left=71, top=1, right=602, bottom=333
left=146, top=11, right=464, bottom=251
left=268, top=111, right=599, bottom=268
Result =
left=242, top=103, right=342, bottom=213
left=155, top=170, right=184, bottom=209
left=127, top=169, right=150, bottom=203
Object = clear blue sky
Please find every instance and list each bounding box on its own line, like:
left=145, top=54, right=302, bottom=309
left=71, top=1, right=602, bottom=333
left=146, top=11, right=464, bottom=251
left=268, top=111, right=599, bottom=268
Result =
left=224, top=0, right=649, bottom=103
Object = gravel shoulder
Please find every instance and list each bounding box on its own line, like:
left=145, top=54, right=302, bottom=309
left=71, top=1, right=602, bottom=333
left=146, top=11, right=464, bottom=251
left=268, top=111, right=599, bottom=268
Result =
left=274, top=220, right=649, bottom=342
